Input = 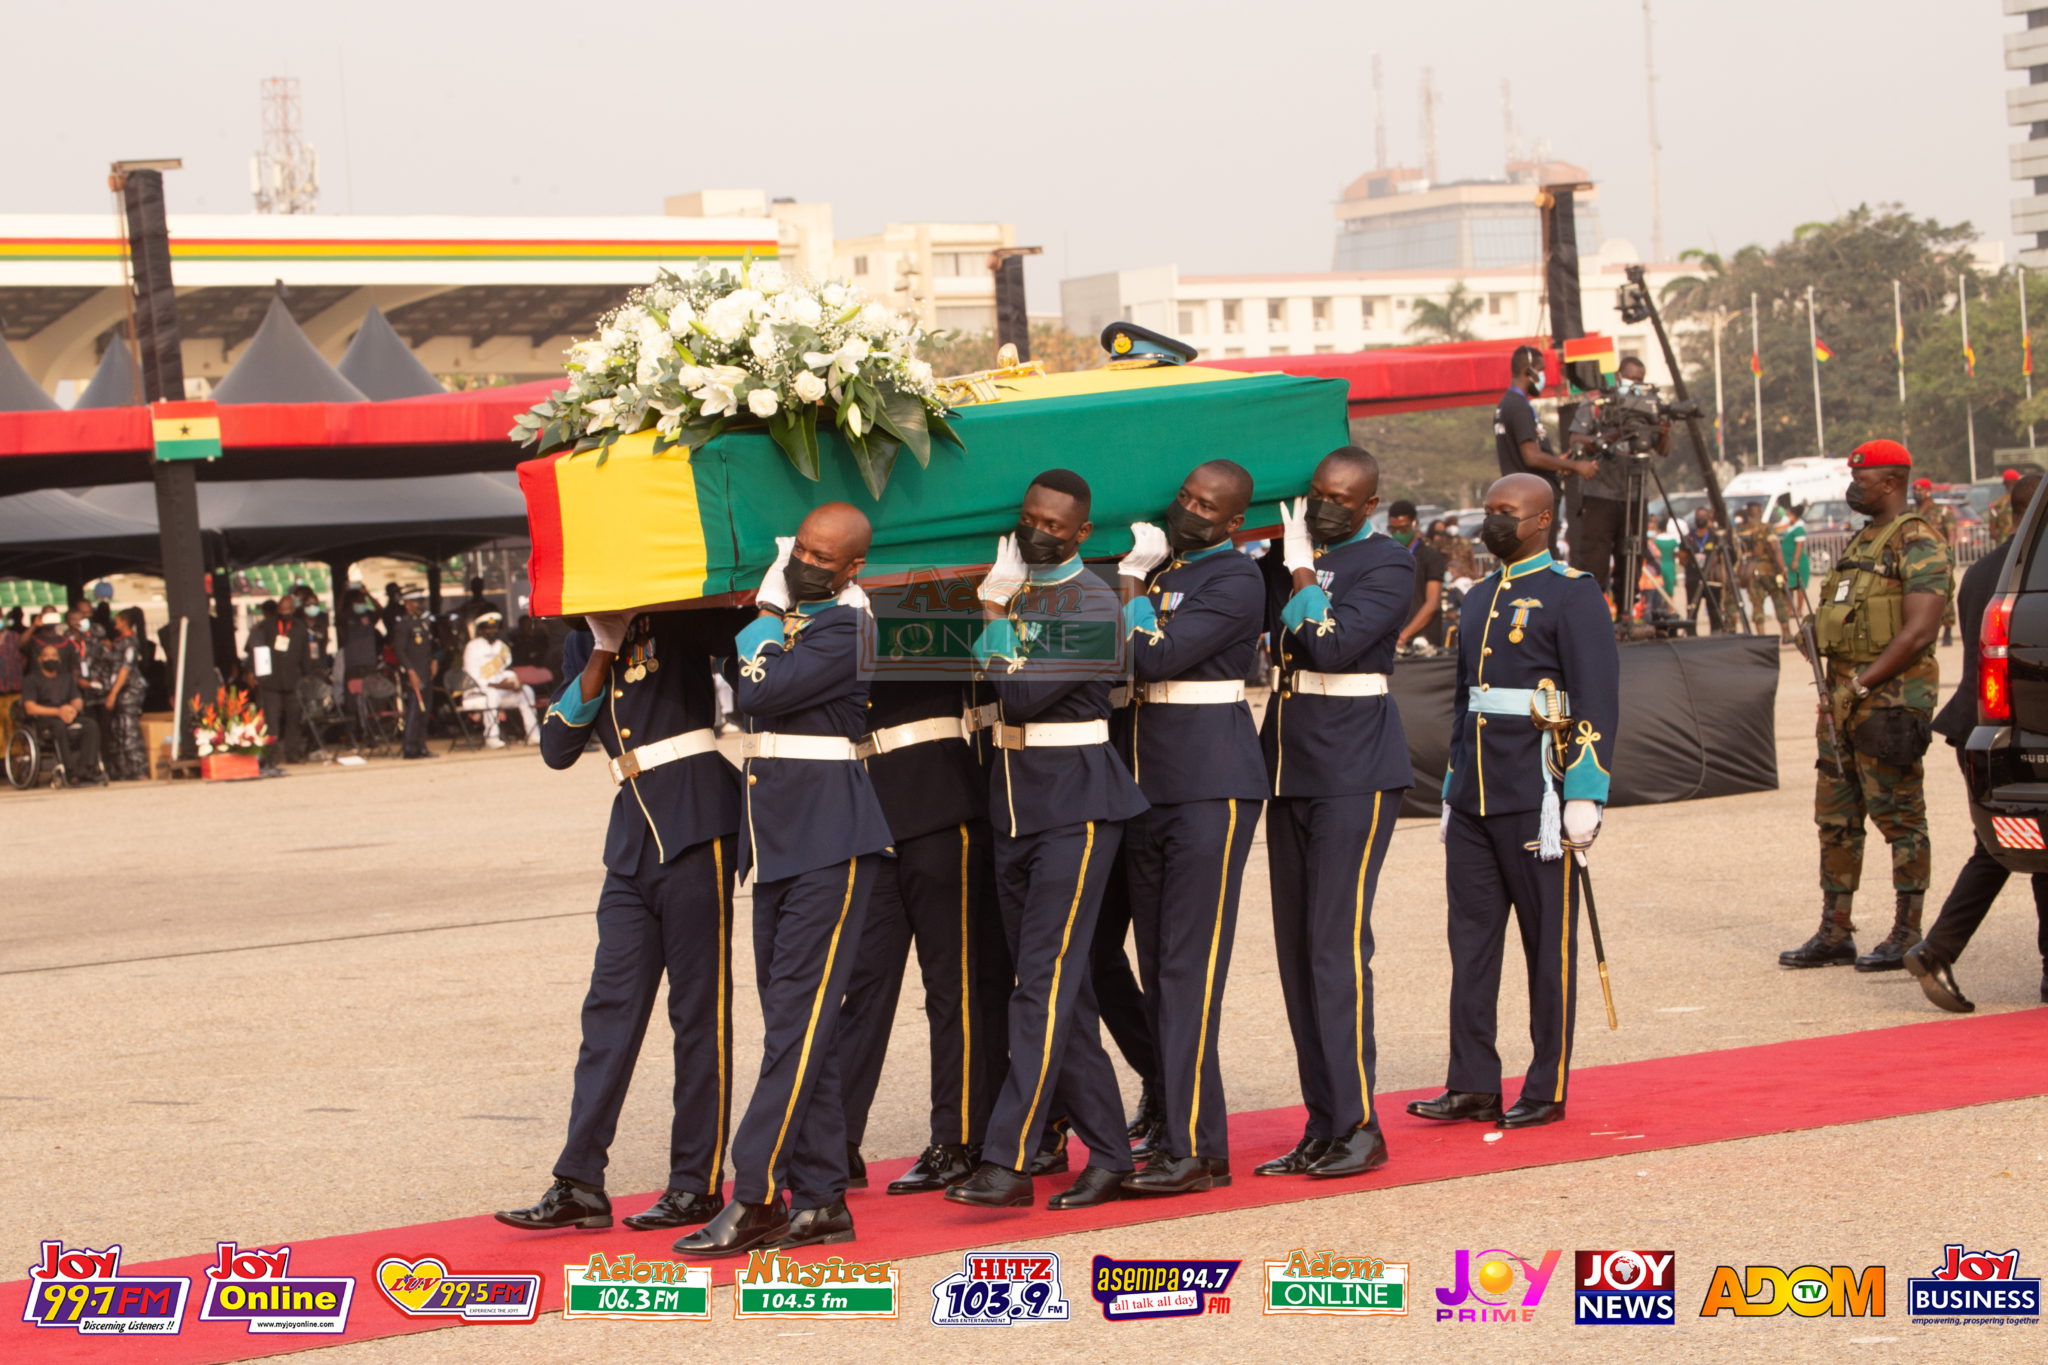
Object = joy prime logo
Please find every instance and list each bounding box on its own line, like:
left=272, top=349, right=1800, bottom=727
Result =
left=732, top=1251, right=899, bottom=1320
left=563, top=1252, right=712, bottom=1322
left=199, top=1242, right=354, bottom=1334
left=24, top=1242, right=190, bottom=1336
left=1435, top=1248, right=1561, bottom=1323
left=1263, top=1249, right=1408, bottom=1316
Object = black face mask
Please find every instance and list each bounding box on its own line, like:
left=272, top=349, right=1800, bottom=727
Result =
left=1303, top=497, right=1356, bottom=546
left=1480, top=512, right=1532, bottom=561
left=784, top=557, right=841, bottom=604
left=1013, top=522, right=1071, bottom=566
left=1845, top=481, right=1876, bottom=515
left=39, top=660, right=59, bottom=674
left=1162, top=500, right=1225, bottom=553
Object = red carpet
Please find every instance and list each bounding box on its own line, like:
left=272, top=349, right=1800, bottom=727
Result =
left=8, top=1009, right=2045, bottom=1362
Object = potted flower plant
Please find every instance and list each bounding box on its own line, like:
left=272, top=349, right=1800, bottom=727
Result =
left=191, top=686, right=270, bottom=781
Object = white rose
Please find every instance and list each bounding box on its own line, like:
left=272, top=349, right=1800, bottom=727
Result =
left=844, top=401, right=865, bottom=437
left=749, top=326, right=779, bottom=361
left=794, top=370, right=827, bottom=403
left=907, top=359, right=934, bottom=388
left=667, top=299, right=698, bottom=333
left=599, top=325, right=628, bottom=350
left=753, top=262, right=787, bottom=294
left=747, top=388, right=780, bottom=419
left=858, top=303, right=890, bottom=331
left=703, top=299, right=748, bottom=343
left=789, top=294, right=823, bottom=327
left=821, top=283, right=848, bottom=308
left=675, top=364, right=706, bottom=391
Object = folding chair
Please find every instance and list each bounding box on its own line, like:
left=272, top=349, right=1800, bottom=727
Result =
left=349, top=672, right=403, bottom=756
left=439, top=667, right=486, bottom=750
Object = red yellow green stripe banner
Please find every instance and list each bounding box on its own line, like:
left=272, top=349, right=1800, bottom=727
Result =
left=0, top=237, right=775, bottom=263
left=150, top=400, right=221, bottom=463
left=1562, top=334, right=1618, bottom=374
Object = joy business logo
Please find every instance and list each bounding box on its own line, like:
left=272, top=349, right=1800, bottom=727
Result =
left=199, top=1242, right=354, bottom=1335
left=1573, top=1250, right=1674, bottom=1325
left=1907, top=1247, right=2040, bottom=1323
left=24, top=1241, right=190, bottom=1335
left=1435, top=1248, right=1561, bottom=1323
left=1699, top=1264, right=1884, bottom=1318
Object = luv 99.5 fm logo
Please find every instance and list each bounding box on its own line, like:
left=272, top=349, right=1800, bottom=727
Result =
left=1435, top=1248, right=1561, bottom=1324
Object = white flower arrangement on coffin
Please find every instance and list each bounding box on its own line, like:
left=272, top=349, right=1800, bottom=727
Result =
left=509, top=260, right=963, bottom=499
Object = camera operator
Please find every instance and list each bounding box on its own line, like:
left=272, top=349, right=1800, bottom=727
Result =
left=1387, top=499, right=1448, bottom=655
left=1566, top=356, right=1670, bottom=594
left=1495, top=345, right=1597, bottom=550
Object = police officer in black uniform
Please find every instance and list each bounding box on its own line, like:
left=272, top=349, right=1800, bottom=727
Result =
left=946, top=469, right=1150, bottom=1213
left=494, top=603, right=744, bottom=1234
left=679, top=502, right=894, bottom=1258
left=394, top=597, right=436, bottom=759
left=1410, top=472, right=1619, bottom=1130
left=1109, top=458, right=1267, bottom=1196
left=1256, top=445, right=1415, bottom=1179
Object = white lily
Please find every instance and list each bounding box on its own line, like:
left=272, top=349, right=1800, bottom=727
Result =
left=844, top=401, right=865, bottom=437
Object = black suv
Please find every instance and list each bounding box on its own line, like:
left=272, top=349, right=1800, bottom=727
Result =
left=1965, top=490, right=2048, bottom=871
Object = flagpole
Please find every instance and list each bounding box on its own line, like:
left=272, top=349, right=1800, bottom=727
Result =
left=1712, top=309, right=1727, bottom=466
left=1806, top=283, right=1825, bottom=454
left=2023, top=267, right=2036, bottom=450
left=1962, top=271, right=1977, bottom=482
left=1893, top=277, right=1906, bottom=404
left=1751, top=290, right=1763, bottom=466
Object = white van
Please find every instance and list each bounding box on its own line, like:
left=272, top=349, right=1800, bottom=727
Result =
left=1720, top=456, right=1850, bottom=514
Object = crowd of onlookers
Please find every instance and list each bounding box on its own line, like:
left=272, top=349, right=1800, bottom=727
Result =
left=2, top=600, right=164, bottom=785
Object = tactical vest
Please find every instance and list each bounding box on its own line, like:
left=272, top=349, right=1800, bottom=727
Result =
left=1813, top=512, right=1926, bottom=665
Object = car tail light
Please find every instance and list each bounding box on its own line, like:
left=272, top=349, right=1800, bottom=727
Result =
left=1982, top=592, right=2016, bottom=722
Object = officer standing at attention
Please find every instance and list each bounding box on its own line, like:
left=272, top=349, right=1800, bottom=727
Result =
left=1112, top=458, right=1267, bottom=1197
left=946, top=469, right=1150, bottom=1213
left=394, top=597, right=436, bottom=760
left=679, top=502, right=895, bottom=1258
left=835, top=672, right=1009, bottom=1196
left=1411, top=472, right=1619, bottom=1131
left=1781, top=439, right=1949, bottom=972
left=1256, top=445, right=1415, bottom=1179
left=494, top=603, right=744, bottom=1235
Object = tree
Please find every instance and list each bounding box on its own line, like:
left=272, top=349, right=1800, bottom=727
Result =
left=917, top=324, right=1105, bottom=378
left=1407, top=282, right=1482, bottom=344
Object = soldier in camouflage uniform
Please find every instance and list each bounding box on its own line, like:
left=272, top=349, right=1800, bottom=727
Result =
left=1989, top=468, right=2019, bottom=542
left=1783, top=440, right=1951, bottom=972
left=1736, top=501, right=1792, bottom=643
left=1912, top=479, right=1959, bottom=646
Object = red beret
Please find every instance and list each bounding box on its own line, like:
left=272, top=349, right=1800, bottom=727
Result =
left=1849, top=439, right=1913, bottom=469
left=1914, top=477, right=1933, bottom=491
left=2005, top=469, right=2023, bottom=483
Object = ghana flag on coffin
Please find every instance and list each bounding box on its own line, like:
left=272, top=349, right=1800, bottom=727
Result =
left=519, top=364, right=1350, bottom=615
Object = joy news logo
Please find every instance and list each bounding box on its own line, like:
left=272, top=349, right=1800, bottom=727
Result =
left=23, top=1241, right=190, bottom=1335
left=562, top=1252, right=713, bottom=1322
left=1699, top=1263, right=1884, bottom=1318
left=1573, top=1250, right=1675, bottom=1326
left=930, top=1251, right=1071, bottom=1326
left=199, top=1242, right=354, bottom=1335
left=1435, top=1248, right=1561, bottom=1323
left=1263, top=1249, right=1408, bottom=1316
left=1907, top=1246, right=2040, bottom=1325
left=1091, top=1256, right=1239, bottom=1320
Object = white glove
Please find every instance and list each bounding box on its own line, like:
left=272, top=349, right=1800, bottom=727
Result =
left=755, top=535, right=795, bottom=613
left=836, top=580, right=870, bottom=614
left=1564, top=799, right=1602, bottom=847
left=1439, top=803, right=1451, bottom=845
left=1279, top=498, right=1315, bottom=574
left=1119, top=522, right=1171, bottom=580
left=978, top=534, right=1028, bottom=609
left=585, top=611, right=632, bottom=654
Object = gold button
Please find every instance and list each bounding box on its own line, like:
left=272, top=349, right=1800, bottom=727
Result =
left=1478, top=684, right=1489, bottom=692
left=1477, top=716, right=1488, bottom=726
left=747, top=773, right=758, bottom=786
left=1490, top=611, right=1500, bottom=619
left=613, top=688, right=623, bottom=698
left=620, top=727, right=631, bottom=739
left=1481, top=647, right=1492, bottom=656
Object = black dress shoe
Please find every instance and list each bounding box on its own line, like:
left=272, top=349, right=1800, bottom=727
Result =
left=1253, top=1136, right=1332, bottom=1176
left=1903, top=944, right=1975, bottom=1014
left=1406, top=1090, right=1504, bottom=1123
left=846, top=1143, right=868, bottom=1191
left=887, top=1143, right=977, bottom=1194
left=622, top=1189, right=724, bottom=1231
left=943, top=1161, right=1034, bottom=1209
left=672, top=1199, right=788, bottom=1259
left=1304, top=1129, right=1388, bottom=1179
left=1047, top=1165, right=1130, bottom=1210
left=1497, top=1098, right=1566, bottom=1129
left=782, top=1200, right=855, bottom=1249
left=1026, top=1118, right=1071, bottom=1177
left=1120, top=1155, right=1230, bottom=1195
left=1126, top=1083, right=1166, bottom=1159
left=493, top=1177, right=612, bottom=1230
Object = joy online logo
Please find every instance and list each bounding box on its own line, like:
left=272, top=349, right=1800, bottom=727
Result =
left=199, top=1242, right=354, bottom=1335
left=1699, top=1264, right=1885, bottom=1317
left=1435, top=1249, right=1561, bottom=1323
left=1907, top=1247, right=2041, bottom=1320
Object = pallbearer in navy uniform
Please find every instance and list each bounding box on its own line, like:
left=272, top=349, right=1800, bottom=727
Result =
left=1409, top=472, right=1619, bottom=1131
left=493, top=603, right=744, bottom=1233
left=946, top=469, right=1150, bottom=1213
left=678, top=502, right=894, bottom=1258
left=1112, top=459, right=1267, bottom=1196
left=835, top=676, right=1008, bottom=1194
left=1256, top=445, right=1415, bottom=1180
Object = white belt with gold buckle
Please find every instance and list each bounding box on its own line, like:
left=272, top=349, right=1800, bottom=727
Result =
left=1139, top=679, right=1246, bottom=705
left=990, top=718, right=1111, bottom=751
left=1285, top=670, right=1390, bottom=698
left=608, top=728, right=717, bottom=785
left=738, top=732, right=860, bottom=761
left=857, top=714, right=968, bottom=759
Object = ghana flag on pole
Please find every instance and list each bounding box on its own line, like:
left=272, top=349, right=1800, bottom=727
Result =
left=1813, top=339, right=1834, bottom=363
left=1562, top=334, right=1619, bottom=374
left=150, top=400, right=222, bottom=462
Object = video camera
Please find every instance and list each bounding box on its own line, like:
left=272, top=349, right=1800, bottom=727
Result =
left=1579, top=381, right=1702, bottom=459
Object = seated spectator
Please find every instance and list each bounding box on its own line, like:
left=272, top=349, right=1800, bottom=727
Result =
left=461, top=612, right=537, bottom=748
left=21, top=640, right=104, bottom=785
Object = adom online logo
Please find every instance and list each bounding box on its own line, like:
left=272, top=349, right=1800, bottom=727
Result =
left=1434, top=1248, right=1561, bottom=1323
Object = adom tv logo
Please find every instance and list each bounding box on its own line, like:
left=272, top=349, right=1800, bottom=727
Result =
left=1699, top=1264, right=1884, bottom=1317
left=1434, top=1249, right=1561, bottom=1323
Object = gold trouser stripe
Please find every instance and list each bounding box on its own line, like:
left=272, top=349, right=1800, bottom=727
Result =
left=1350, top=792, right=1383, bottom=1129
left=762, top=858, right=858, bottom=1199
left=1555, top=852, right=1573, bottom=1103
left=707, top=838, right=729, bottom=1195
left=956, top=823, right=973, bottom=1147
left=1187, top=799, right=1236, bottom=1158
left=1015, top=821, right=1096, bottom=1161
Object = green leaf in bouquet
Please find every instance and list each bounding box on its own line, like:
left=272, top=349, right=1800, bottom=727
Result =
left=769, top=409, right=822, bottom=481
left=878, top=388, right=931, bottom=466
left=927, top=409, right=964, bottom=450
left=851, top=431, right=901, bottom=500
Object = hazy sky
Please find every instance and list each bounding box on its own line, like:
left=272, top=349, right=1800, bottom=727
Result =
left=7, top=1, right=2022, bottom=310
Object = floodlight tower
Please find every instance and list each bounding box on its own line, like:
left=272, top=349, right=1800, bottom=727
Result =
left=251, top=77, right=319, bottom=214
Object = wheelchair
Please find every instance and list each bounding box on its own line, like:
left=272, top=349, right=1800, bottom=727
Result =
left=5, top=698, right=76, bottom=790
